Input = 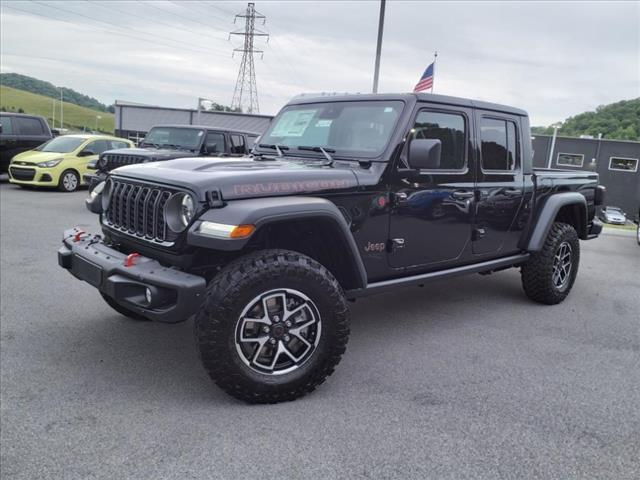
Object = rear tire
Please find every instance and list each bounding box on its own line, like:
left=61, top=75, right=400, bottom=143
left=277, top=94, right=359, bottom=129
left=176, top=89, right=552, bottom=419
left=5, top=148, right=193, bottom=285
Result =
left=195, top=249, right=350, bottom=404
left=100, top=292, right=149, bottom=321
left=58, top=169, right=80, bottom=192
left=521, top=222, right=580, bottom=305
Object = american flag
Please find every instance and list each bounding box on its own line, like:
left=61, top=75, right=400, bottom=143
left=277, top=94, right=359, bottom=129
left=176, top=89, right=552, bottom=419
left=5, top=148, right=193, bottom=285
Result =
left=413, top=62, right=435, bottom=92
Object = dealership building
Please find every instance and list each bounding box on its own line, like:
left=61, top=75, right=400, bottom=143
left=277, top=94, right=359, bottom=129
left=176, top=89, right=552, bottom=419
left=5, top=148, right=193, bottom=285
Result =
left=113, top=101, right=639, bottom=216
left=113, top=100, right=273, bottom=140
left=532, top=135, right=639, bottom=215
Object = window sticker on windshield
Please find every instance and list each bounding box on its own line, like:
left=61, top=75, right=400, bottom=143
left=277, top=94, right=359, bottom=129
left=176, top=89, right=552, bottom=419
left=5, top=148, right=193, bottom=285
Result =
left=315, top=119, right=332, bottom=127
left=271, top=110, right=316, bottom=137
left=384, top=107, right=394, bottom=113
left=197, top=131, right=204, bottom=136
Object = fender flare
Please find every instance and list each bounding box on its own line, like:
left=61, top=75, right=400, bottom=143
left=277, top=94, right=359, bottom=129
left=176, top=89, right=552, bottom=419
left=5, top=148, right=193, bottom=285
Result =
left=525, top=192, right=587, bottom=251
left=187, top=196, right=368, bottom=289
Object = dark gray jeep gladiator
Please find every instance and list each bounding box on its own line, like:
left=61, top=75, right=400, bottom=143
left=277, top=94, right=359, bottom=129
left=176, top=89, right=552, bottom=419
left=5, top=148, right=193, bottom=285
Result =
left=84, top=125, right=260, bottom=190
left=59, top=93, right=604, bottom=403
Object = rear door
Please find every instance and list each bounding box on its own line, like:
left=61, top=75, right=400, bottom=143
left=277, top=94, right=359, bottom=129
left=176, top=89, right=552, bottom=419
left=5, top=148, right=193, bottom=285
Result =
left=472, top=112, right=526, bottom=255
left=0, top=116, right=19, bottom=170
left=388, top=104, right=475, bottom=269
left=14, top=116, right=50, bottom=151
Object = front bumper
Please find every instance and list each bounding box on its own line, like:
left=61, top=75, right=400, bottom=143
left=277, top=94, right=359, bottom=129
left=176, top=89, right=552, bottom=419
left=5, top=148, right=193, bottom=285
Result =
left=586, top=218, right=603, bottom=239
left=8, top=166, right=57, bottom=186
left=58, top=227, right=207, bottom=322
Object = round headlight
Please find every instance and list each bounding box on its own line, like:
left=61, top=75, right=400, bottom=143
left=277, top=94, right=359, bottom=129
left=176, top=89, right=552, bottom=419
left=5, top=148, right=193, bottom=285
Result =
left=101, top=178, right=113, bottom=211
left=165, top=193, right=195, bottom=233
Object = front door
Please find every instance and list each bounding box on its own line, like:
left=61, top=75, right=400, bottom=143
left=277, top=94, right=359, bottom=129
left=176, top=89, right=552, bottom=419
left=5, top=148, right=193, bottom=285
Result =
left=472, top=112, right=525, bottom=255
left=388, top=105, right=475, bottom=269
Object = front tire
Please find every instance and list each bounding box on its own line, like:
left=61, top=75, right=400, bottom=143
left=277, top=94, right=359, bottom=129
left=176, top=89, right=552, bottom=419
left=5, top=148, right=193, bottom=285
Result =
left=195, top=249, right=350, bottom=404
left=58, top=169, right=80, bottom=192
left=521, top=222, right=580, bottom=305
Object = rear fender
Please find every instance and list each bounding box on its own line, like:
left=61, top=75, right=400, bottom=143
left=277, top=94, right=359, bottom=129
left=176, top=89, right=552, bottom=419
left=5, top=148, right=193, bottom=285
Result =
left=524, top=192, right=587, bottom=251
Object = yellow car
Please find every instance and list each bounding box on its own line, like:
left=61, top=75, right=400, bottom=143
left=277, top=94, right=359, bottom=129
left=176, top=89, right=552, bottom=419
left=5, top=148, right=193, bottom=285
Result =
left=8, top=134, right=134, bottom=192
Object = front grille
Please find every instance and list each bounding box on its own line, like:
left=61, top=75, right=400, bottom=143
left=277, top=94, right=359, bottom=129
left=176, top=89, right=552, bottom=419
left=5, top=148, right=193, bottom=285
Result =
left=104, top=179, right=179, bottom=244
left=9, top=167, right=36, bottom=181
left=103, top=154, right=147, bottom=171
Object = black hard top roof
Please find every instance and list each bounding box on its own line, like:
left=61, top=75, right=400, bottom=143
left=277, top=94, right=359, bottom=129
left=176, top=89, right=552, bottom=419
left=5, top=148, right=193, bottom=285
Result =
left=153, top=125, right=261, bottom=135
left=0, top=112, right=47, bottom=119
left=287, top=92, right=528, bottom=117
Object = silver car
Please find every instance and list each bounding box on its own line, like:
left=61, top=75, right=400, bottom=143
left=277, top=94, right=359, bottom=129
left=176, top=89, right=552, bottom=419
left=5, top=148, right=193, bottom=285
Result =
left=599, top=206, right=627, bottom=225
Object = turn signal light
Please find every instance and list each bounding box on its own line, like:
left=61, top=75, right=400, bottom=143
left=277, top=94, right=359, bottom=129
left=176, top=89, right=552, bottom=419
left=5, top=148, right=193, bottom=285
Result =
left=230, top=224, right=255, bottom=239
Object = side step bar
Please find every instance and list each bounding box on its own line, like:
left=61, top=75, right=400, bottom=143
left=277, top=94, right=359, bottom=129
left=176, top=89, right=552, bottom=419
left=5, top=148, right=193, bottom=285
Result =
left=346, top=253, right=530, bottom=299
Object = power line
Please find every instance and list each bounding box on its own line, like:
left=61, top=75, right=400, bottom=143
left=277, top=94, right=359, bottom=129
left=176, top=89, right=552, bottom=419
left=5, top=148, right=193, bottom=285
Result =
left=88, top=0, right=229, bottom=47
left=230, top=2, right=269, bottom=113
left=16, top=1, right=225, bottom=57
left=137, top=0, right=228, bottom=41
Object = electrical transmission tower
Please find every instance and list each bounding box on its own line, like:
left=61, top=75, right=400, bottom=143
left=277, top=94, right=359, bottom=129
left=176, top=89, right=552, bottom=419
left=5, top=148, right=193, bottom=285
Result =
left=230, top=3, right=268, bottom=113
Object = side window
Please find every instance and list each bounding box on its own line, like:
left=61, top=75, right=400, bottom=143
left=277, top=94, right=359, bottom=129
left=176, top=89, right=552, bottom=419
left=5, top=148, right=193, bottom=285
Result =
left=409, top=110, right=466, bottom=170
left=230, top=134, right=246, bottom=154
left=205, top=132, right=225, bottom=153
left=15, top=117, right=45, bottom=135
left=0, top=116, right=14, bottom=135
left=110, top=140, right=130, bottom=149
left=85, top=140, right=110, bottom=155
left=480, top=117, right=518, bottom=171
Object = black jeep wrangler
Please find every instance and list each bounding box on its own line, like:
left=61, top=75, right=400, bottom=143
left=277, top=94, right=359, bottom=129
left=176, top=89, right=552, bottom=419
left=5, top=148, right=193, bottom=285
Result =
left=84, top=125, right=260, bottom=190
left=59, top=93, right=604, bottom=403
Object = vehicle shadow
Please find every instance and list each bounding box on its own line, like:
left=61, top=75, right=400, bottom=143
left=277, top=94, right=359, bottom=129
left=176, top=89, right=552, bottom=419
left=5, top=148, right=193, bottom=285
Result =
left=50, top=269, right=529, bottom=405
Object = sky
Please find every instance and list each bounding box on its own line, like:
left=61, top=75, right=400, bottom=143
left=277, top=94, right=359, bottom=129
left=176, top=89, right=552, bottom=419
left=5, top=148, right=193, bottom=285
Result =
left=1, top=0, right=638, bottom=125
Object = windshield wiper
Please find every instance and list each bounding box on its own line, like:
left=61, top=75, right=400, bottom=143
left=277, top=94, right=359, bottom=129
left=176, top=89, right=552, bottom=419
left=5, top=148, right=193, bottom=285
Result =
left=298, top=146, right=335, bottom=166
left=258, top=143, right=289, bottom=157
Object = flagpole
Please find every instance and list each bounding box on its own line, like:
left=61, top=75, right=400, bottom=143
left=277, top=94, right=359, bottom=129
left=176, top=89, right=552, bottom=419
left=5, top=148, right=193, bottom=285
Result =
left=431, top=51, right=437, bottom=93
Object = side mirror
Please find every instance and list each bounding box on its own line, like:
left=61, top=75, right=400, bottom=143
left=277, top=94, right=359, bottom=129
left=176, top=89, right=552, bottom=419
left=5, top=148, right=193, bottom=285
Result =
left=408, top=139, right=442, bottom=170
left=78, top=149, right=95, bottom=157
left=205, top=144, right=218, bottom=155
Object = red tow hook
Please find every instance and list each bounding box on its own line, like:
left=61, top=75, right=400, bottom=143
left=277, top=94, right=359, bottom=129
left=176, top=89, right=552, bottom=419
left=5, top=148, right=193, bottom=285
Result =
left=73, top=230, right=86, bottom=242
left=124, top=253, right=140, bottom=268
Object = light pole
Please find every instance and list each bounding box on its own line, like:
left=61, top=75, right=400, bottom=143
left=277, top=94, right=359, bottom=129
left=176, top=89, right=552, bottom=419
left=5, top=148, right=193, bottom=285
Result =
left=547, top=123, right=562, bottom=169
left=372, top=0, right=386, bottom=93
left=95, top=115, right=102, bottom=132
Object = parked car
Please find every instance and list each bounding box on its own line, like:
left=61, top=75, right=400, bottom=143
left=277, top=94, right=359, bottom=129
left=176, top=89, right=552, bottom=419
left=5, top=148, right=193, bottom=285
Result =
left=59, top=93, right=604, bottom=403
left=9, top=134, right=134, bottom=192
left=84, top=125, right=261, bottom=190
left=0, top=112, right=53, bottom=173
left=598, top=206, right=627, bottom=225
left=634, top=207, right=640, bottom=245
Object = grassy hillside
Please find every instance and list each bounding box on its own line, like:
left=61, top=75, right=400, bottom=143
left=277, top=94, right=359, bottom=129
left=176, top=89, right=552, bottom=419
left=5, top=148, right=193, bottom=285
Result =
left=1, top=73, right=113, bottom=112
left=0, top=86, right=114, bottom=133
left=532, top=98, right=640, bottom=141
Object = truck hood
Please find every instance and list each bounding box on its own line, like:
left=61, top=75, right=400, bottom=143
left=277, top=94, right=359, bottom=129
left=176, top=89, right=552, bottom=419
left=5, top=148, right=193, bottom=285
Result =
left=111, top=156, right=360, bottom=200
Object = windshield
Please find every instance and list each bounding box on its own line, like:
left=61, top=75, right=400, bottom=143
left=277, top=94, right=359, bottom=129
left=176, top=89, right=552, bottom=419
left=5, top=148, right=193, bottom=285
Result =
left=257, top=100, right=404, bottom=158
left=606, top=207, right=622, bottom=212
left=36, top=136, right=85, bottom=153
left=142, top=127, right=205, bottom=150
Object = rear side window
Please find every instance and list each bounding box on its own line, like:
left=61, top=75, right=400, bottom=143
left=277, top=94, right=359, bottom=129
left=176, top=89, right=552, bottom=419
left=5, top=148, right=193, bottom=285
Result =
left=85, top=140, right=111, bottom=155
left=480, top=117, right=518, bottom=171
left=110, top=140, right=130, bottom=149
left=15, top=117, right=45, bottom=135
left=230, top=134, right=246, bottom=154
left=0, top=116, right=14, bottom=134
left=409, top=110, right=467, bottom=170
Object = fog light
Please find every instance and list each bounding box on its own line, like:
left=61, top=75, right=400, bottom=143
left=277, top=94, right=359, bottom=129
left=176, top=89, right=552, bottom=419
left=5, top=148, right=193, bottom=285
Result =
left=145, top=287, right=152, bottom=304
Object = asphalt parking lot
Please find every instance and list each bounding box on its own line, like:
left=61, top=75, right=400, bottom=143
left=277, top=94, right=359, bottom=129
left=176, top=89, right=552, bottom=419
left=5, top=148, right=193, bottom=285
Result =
left=1, top=181, right=639, bottom=480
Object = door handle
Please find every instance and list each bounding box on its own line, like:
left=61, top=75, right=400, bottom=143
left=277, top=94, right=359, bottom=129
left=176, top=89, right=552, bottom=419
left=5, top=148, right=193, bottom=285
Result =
left=502, top=188, right=521, bottom=197
left=451, top=190, right=474, bottom=200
